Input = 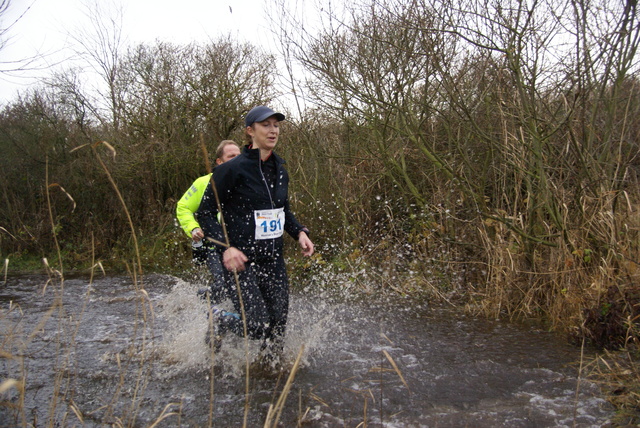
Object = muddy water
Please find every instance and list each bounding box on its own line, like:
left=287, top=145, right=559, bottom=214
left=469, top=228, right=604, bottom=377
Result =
left=0, top=273, right=613, bottom=427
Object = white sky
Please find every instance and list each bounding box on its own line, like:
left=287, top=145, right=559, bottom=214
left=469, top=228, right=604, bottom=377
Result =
left=0, top=0, right=285, bottom=103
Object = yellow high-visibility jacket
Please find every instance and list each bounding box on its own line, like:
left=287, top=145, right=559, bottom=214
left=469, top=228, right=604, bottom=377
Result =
left=176, top=173, right=212, bottom=237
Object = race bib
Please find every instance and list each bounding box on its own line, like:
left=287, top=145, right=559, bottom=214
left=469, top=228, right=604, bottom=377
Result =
left=254, top=208, right=285, bottom=240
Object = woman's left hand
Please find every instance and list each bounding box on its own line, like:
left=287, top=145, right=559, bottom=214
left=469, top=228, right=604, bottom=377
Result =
left=298, top=231, right=314, bottom=257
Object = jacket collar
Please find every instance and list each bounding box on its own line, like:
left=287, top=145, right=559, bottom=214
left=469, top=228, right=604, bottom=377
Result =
left=243, top=144, right=285, bottom=166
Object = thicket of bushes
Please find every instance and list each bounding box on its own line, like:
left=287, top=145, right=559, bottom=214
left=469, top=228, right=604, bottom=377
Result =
left=1, top=0, right=639, bottom=355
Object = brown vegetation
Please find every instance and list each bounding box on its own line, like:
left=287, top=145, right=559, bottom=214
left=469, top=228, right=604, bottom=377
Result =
left=0, top=0, right=639, bottom=420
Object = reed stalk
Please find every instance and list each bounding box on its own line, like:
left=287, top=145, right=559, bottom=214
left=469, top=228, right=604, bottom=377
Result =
left=263, top=344, right=305, bottom=428
left=71, top=140, right=156, bottom=426
left=200, top=137, right=252, bottom=427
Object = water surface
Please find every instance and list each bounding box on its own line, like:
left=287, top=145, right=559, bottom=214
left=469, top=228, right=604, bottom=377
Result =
left=0, top=273, right=613, bottom=427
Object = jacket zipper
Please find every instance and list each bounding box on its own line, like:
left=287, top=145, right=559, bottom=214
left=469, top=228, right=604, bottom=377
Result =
left=259, top=159, right=276, bottom=257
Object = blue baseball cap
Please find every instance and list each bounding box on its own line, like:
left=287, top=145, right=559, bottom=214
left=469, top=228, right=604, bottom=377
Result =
left=244, top=106, right=285, bottom=127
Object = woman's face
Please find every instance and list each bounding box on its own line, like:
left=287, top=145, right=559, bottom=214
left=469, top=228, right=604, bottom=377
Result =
left=247, top=116, right=280, bottom=151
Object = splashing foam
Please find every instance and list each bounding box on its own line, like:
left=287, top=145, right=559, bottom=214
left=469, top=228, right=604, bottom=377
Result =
left=155, top=277, right=336, bottom=377
left=156, top=278, right=210, bottom=372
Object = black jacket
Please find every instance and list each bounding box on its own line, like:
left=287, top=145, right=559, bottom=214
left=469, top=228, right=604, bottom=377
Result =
left=197, top=145, right=307, bottom=260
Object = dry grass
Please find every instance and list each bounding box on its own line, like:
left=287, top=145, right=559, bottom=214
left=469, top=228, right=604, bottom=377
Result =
left=264, top=345, right=305, bottom=427
left=583, top=347, right=640, bottom=425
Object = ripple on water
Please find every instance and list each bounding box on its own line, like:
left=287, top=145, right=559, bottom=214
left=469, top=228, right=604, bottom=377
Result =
left=0, top=273, right=614, bottom=427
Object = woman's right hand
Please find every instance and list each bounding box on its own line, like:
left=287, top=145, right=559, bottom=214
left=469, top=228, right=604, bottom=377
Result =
left=223, top=247, right=249, bottom=272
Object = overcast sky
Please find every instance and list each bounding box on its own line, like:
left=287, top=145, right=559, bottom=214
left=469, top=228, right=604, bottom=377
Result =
left=0, top=0, right=283, bottom=103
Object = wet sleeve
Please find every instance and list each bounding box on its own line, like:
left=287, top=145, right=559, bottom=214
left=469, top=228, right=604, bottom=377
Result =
left=176, top=181, right=203, bottom=237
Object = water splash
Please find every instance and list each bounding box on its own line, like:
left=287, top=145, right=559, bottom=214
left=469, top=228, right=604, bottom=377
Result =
left=156, top=275, right=340, bottom=377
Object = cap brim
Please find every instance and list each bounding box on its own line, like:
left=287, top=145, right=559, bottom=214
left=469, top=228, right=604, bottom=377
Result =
left=256, top=112, right=285, bottom=123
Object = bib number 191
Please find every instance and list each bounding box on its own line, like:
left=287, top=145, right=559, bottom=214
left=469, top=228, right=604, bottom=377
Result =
left=254, top=208, right=285, bottom=240
left=260, top=219, right=282, bottom=233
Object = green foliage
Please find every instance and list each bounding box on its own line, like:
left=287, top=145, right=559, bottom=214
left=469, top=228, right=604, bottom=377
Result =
left=0, top=1, right=639, bottom=353
left=1, top=1, right=638, bottom=419
left=1, top=252, right=45, bottom=273
left=0, top=37, right=277, bottom=264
